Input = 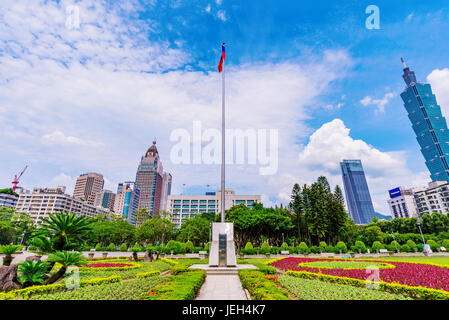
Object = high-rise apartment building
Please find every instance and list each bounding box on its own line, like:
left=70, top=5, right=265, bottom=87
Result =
left=94, top=190, right=116, bottom=211
left=73, top=172, right=104, bottom=205
left=15, top=186, right=109, bottom=225
left=135, top=141, right=171, bottom=216
left=400, top=58, right=449, bottom=182
left=414, top=181, right=449, bottom=216
left=340, top=160, right=376, bottom=225
left=114, top=182, right=140, bottom=225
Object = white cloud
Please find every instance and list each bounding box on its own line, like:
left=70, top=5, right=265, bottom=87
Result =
left=216, top=0, right=222, bottom=5
left=296, top=119, right=429, bottom=213
left=49, top=173, right=76, bottom=194
left=217, top=10, right=226, bottom=22
left=360, top=92, right=395, bottom=113
left=42, top=131, right=104, bottom=148
left=205, top=4, right=211, bottom=13
left=427, top=68, right=449, bottom=119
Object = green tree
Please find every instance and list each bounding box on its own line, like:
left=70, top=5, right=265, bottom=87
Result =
left=0, top=244, right=22, bottom=266
left=135, top=208, right=151, bottom=227
left=176, top=216, right=209, bottom=246
left=35, top=212, right=93, bottom=251
left=363, top=225, right=384, bottom=245
left=136, top=216, right=174, bottom=245
left=44, top=251, right=87, bottom=284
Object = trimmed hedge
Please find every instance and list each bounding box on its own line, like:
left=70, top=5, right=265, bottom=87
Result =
left=159, top=257, right=179, bottom=266
left=285, top=270, right=449, bottom=300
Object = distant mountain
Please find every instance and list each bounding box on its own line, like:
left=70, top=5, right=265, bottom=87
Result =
left=375, top=212, right=392, bottom=221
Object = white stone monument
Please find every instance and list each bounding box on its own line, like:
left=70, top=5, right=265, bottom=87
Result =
left=209, top=222, right=237, bottom=267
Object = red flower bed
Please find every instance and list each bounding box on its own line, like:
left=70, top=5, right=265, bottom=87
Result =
left=85, top=263, right=134, bottom=268
left=272, top=257, right=449, bottom=292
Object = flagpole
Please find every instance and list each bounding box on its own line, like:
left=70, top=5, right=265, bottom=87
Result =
left=221, top=43, right=226, bottom=223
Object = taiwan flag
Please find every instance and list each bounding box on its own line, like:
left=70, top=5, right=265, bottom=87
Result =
left=218, top=43, right=225, bottom=72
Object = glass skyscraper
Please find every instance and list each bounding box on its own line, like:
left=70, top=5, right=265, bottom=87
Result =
left=400, top=58, right=449, bottom=182
left=340, top=160, right=376, bottom=225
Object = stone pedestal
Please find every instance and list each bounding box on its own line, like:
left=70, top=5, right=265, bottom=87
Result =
left=209, top=222, right=237, bottom=267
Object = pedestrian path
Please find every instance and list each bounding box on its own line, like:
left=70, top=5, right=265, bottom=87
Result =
left=195, top=274, right=248, bottom=300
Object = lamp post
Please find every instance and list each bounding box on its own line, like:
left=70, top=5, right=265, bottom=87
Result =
left=417, top=218, right=426, bottom=246
left=391, top=232, right=398, bottom=253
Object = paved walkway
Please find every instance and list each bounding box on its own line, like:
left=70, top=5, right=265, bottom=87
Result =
left=195, top=274, right=248, bottom=300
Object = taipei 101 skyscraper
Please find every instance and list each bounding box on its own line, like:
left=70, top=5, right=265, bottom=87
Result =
left=400, top=58, right=449, bottom=182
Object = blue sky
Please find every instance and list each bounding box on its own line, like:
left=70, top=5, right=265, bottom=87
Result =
left=1, top=0, right=449, bottom=214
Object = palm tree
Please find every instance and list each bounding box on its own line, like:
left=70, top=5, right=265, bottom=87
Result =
left=36, top=212, right=93, bottom=251
left=17, top=260, right=49, bottom=288
left=0, top=244, right=22, bottom=266
left=44, top=251, right=87, bottom=284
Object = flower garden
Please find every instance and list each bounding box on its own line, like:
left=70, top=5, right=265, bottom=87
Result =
left=235, top=256, right=449, bottom=300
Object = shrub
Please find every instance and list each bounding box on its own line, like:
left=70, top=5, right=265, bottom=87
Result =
left=106, top=243, right=116, bottom=252
left=310, top=246, right=320, bottom=254
left=95, top=243, right=102, bottom=251
left=442, top=239, right=449, bottom=250
left=400, top=244, right=411, bottom=253
left=130, top=242, right=142, bottom=252
left=261, top=242, right=271, bottom=254
left=354, top=241, right=366, bottom=253
left=17, top=261, right=49, bottom=287
left=298, top=242, right=310, bottom=254
left=270, top=246, right=281, bottom=254
left=281, top=242, right=288, bottom=250
left=288, top=246, right=296, bottom=254
left=406, top=240, right=417, bottom=250
left=325, top=245, right=335, bottom=253
left=192, top=246, right=203, bottom=253
left=244, top=242, right=254, bottom=250
left=120, top=243, right=127, bottom=252
left=335, top=241, right=348, bottom=253
left=319, top=241, right=327, bottom=252
left=426, top=240, right=440, bottom=251
left=372, top=241, right=384, bottom=251
left=136, top=271, right=161, bottom=279
left=185, top=241, right=194, bottom=253
left=165, top=240, right=185, bottom=254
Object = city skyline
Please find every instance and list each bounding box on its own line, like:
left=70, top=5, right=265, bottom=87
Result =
left=2, top=1, right=449, bottom=215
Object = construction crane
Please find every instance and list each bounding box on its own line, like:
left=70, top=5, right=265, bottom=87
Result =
left=12, top=166, right=27, bottom=192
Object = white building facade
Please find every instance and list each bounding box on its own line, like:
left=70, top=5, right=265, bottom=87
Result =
left=0, top=193, right=19, bottom=208
left=167, top=189, right=261, bottom=228
left=15, top=186, right=109, bottom=225
left=414, top=181, right=449, bottom=216
left=387, top=187, right=419, bottom=218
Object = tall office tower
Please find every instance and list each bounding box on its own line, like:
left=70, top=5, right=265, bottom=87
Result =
left=400, top=58, right=449, bottom=182
left=135, top=140, right=165, bottom=216
left=114, top=182, right=140, bottom=225
left=160, top=172, right=172, bottom=212
left=73, top=172, right=104, bottom=205
left=94, top=189, right=116, bottom=211
left=340, top=160, right=376, bottom=225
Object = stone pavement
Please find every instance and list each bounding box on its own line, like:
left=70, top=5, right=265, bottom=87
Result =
left=195, top=274, right=249, bottom=300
